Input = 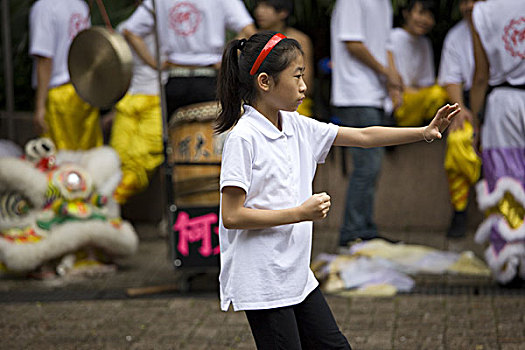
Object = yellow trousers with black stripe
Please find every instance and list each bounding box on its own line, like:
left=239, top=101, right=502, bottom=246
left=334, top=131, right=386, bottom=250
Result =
left=444, top=121, right=482, bottom=211
left=110, top=94, right=164, bottom=204
left=394, top=85, right=448, bottom=127
left=45, top=83, right=102, bottom=150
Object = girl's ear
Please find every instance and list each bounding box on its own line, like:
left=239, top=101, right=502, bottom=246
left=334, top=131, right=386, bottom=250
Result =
left=256, top=72, right=272, bottom=92
left=277, top=9, right=289, bottom=22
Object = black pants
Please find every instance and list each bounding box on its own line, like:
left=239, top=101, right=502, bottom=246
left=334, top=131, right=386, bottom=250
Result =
left=245, top=287, right=352, bottom=350
left=165, top=76, right=217, bottom=119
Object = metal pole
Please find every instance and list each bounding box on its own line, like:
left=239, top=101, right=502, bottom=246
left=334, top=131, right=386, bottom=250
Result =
left=1, top=0, right=15, bottom=140
left=150, top=0, right=176, bottom=254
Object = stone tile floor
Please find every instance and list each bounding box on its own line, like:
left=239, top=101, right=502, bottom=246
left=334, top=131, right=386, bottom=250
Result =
left=1, top=226, right=524, bottom=349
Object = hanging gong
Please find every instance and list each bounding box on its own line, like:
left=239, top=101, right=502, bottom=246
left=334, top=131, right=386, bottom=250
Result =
left=68, top=26, right=133, bottom=109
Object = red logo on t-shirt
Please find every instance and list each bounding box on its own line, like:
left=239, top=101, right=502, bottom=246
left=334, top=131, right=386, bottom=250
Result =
left=69, top=13, right=89, bottom=39
left=503, top=17, right=525, bottom=59
left=169, top=2, right=202, bottom=36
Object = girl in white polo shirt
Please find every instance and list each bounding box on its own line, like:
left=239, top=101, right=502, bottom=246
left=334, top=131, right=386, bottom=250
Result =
left=216, top=31, right=460, bottom=350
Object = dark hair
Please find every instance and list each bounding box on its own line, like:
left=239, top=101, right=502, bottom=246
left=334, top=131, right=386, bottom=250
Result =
left=404, top=0, right=437, bottom=19
left=215, top=31, right=303, bottom=134
left=255, top=0, right=294, bottom=16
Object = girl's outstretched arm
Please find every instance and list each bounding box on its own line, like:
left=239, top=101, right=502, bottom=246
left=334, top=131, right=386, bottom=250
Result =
left=333, top=103, right=460, bottom=148
left=221, top=187, right=331, bottom=230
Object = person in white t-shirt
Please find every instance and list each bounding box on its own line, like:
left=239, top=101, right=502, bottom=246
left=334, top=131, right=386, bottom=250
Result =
left=108, top=20, right=168, bottom=204
left=438, top=0, right=482, bottom=238
left=330, top=0, right=403, bottom=248
left=216, top=31, right=459, bottom=349
left=470, top=0, right=525, bottom=285
left=388, top=0, right=447, bottom=127
left=121, top=0, right=256, bottom=119
left=254, top=0, right=315, bottom=116
left=29, top=0, right=102, bottom=150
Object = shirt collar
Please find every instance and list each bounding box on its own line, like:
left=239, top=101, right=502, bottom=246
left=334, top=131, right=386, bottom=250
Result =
left=242, top=105, right=295, bottom=139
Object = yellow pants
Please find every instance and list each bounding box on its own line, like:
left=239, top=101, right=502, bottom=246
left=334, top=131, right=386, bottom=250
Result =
left=297, top=97, right=313, bottom=117
left=110, top=94, right=164, bottom=204
left=45, top=84, right=102, bottom=150
left=444, top=121, right=482, bottom=211
left=394, top=85, right=448, bottom=127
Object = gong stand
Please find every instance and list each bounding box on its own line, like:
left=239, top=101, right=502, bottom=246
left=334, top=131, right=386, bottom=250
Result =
left=71, top=0, right=174, bottom=237
left=147, top=0, right=177, bottom=249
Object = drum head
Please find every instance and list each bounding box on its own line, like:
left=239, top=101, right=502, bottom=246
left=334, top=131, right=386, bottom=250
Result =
left=68, top=26, right=133, bottom=108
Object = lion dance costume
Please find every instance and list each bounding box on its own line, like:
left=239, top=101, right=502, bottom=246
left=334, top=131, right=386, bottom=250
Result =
left=0, top=138, right=138, bottom=277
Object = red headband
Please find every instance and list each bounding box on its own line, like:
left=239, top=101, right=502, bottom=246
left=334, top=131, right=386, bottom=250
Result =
left=249, top=33, right=287, bottom=76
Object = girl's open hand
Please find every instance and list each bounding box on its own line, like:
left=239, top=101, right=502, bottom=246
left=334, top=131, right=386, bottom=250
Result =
left=423, top=103, right=461, bottom=142
left=299, top=192, right=331, bottom=221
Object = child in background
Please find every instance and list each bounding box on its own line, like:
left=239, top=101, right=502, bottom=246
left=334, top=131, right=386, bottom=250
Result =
left=388, top=0, right=448, bottom=127
left=253, top=0, right=315, bottom=116
left=216, top=31, right=459, bottom=349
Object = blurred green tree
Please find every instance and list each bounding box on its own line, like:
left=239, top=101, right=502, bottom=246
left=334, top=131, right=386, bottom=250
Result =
left=0, top=0, right=464, bottom=111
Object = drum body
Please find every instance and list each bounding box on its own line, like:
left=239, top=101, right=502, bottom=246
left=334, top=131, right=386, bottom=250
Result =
left=168, top=101, right=226, bottom=272
left=168, top=102, right=226, bottom=207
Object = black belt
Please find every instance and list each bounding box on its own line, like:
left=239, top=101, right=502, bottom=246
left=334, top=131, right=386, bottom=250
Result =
left=479, top=82, right=525, bottom=123
left=487, top=82, right=525, bottom=95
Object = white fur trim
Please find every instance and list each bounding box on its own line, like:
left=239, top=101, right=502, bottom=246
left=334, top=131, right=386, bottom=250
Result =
left=103, top=198, right=121, bottom=218
left=0, top=220, right=138, bottom=272
left=475, top=214, right=525, bottom=244
left=476, top=177, right=525, bottom=211
left=521, top=256, right=525, bottom=280
left=0, top=214, right=40, bottom=231
left=0, top=158, right=48, bottom=208
left=483, top=243, right=525, bottom=284
left=474, top=216, right=496, bottom=244
left=0, top=140, right=23, bottom=158
left=80, top=147, right=122, bottom=195
left=55, top=146, right=122, bottom=196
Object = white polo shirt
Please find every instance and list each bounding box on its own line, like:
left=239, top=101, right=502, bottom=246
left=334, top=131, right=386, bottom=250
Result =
left=29, top=0, right=90, bottom=88
left=387, top=28, right=435, bottom=88
left=330, top=0, right=392, bottom=108
left=122, top=0, right=253, bottom=66
left=437, top=20, right=474, bottom=90
left=473, top=0, right=525, bottom=150
left=473, top=1, right=525, bottom=87
left=219, top=105, right=338, bottom=311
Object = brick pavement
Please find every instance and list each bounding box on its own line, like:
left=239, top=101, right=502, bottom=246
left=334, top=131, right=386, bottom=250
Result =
left=1, top=228, right=524, bottom=349
left=2, top=292, right=524, bottom=349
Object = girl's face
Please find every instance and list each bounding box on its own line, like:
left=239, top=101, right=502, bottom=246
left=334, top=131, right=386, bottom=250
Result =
left=254, top=3, right=287, bottom=30
left=403, top=2, right=435, bottom=36
left=266, top=53, right=307, bottom=112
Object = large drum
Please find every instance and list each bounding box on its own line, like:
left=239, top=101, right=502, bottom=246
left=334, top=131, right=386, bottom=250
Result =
left=168, top=101, right=226, bottom=207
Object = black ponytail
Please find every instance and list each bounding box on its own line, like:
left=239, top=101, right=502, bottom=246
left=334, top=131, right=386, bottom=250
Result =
left=215, top=39, right=243, bottom=134
left=215, top=31, right=303, bottom=134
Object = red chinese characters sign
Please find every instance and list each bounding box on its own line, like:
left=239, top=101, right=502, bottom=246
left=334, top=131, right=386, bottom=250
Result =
left=173, top=211, right=220, bottom=257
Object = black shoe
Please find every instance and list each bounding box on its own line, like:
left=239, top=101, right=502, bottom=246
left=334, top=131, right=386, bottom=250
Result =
left=447, top=211, right=467, bottom=238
